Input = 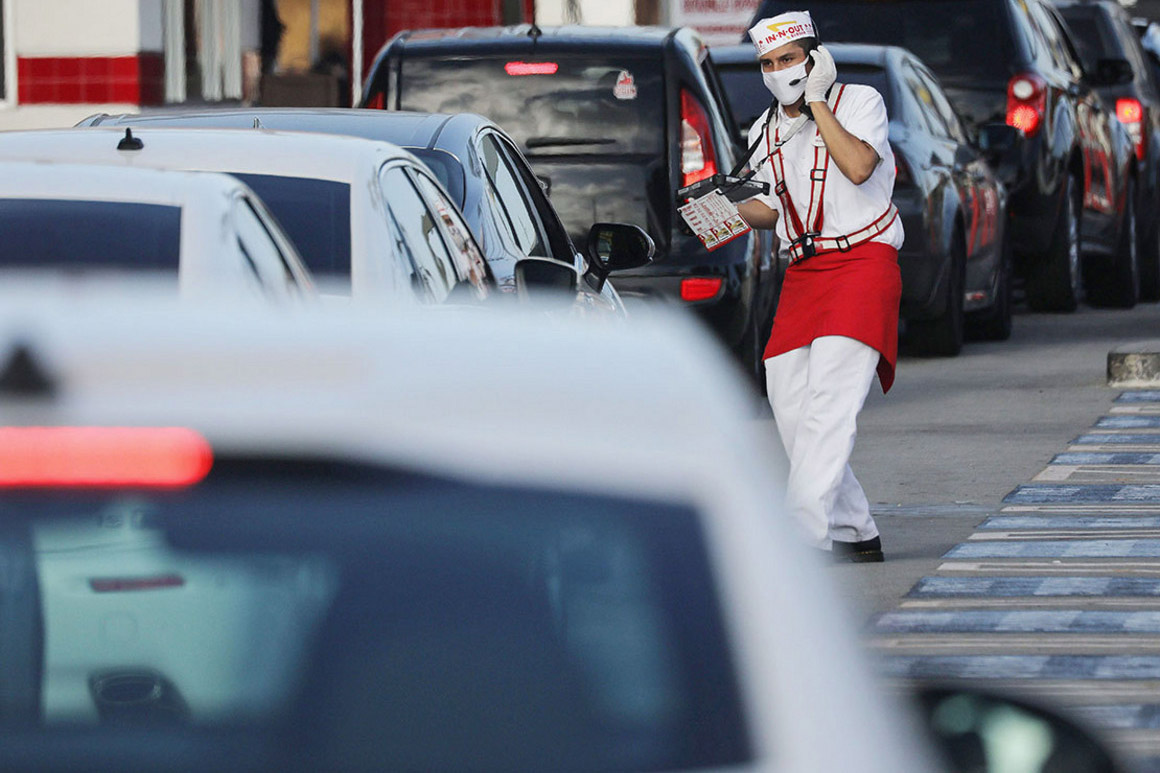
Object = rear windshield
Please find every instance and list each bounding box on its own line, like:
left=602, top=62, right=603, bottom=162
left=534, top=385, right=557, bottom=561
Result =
left=1, top=461, right=751, bottom=770
left=756, top=0, right=1014, bottom=84
left=230, top=174, right=351, bottom=280
left=1058, top=6, right=1122, bottom=73
left=0, top=199, right=180, bottom=272
left=398, top=56, right=665, bottom=156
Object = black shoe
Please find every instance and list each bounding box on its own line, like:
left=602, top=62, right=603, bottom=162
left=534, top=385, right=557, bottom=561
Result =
left=832, top=536, right=884, bottom=563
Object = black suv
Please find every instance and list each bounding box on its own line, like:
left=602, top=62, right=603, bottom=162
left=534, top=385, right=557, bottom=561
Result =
left=748, top=0, right=1137, bottom=312
left=1056, top=0, right=1160, bottom=301
left=361, top=25, right=780, bottom=381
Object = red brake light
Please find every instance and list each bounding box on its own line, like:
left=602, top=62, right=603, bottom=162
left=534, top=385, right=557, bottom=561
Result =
left=1116, top=98, right=1147, bottom=161
left=893, top=146, right=913, bottom=186
left=680, top=277, right=723, bottom=302
left=680, top=89, right=719, bottom=187
left=1006, top=74, right=1046, bottom=137
left=504, top=61, right=558, bottom=76
left=0, top=427, right=213, bottom=488
left=365, top=91, right=384, bottom=110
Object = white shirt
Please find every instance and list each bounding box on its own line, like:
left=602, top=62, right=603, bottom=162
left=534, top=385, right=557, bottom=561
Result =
left=746, top=83, right=903, bottom=252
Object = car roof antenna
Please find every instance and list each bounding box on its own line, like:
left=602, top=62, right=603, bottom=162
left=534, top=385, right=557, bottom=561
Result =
left=0, top=343, right=56, bottom=398
left=253, top=117, right=263, bottom=129
left=116, top=128, right=144, bottom=151
left=527, top=23, right=542, bottom=39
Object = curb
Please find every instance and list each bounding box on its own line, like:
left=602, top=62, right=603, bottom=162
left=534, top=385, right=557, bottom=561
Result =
left=1108, top=340, right=1160, bottom=387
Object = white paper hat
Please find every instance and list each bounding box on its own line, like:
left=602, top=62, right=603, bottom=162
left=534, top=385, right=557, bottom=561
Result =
left=748, top=11, right=817, bottom=56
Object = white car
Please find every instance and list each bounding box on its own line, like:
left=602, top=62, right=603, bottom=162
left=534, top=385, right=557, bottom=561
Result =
left=0, top=160, right=313, bottom=301
left=0, top=127, right=492, bottom=305
left=0, top=285, right=1121, bottom=772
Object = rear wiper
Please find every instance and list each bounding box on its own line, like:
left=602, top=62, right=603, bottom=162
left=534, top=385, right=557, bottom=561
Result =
left=525, top=136, right=617, bottom=149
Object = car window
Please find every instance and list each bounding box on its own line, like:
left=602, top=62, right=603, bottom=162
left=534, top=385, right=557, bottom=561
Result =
left=480, top=135, right=549, bottom=258
left=916, top=64, right=968, bottom=144
left=7, top=463, right=752, bottom=769
left=900, top=60, right=943, bottom=138
left=494, top=135, right=576, bottom=262
left=408, top=148, right=467, bottom=208
left=234, top=197, right=297, bottom=294
left=396, top=56, right=665, bottom=157
left=230, top=174, right=351, bottom=283
left=0, top=199, right=180, bottom=274
left=381, top=166, right=459, bottom=304
left=408, top=168, right=491, bottom=298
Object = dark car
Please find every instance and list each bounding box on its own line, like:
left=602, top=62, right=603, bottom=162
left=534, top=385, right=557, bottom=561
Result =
left=360, top=24, right=781, bottom=382
left=748, top=0, right=1138, bottom=312
left=1056, top=0, right=1160, bottom=301
left=712, top=42, right=1013, bottom=354
left=79, top=109, right=647, bottom=316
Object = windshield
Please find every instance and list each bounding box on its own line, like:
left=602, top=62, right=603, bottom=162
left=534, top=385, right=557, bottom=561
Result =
left=229, top=175, right=351, bottom=282
left=760, top=0, right=1014, bottom=83
left=0, top=199, right=180, bottom=273
left=0, top=460, right=750, bottom=770
left=398, top=56, right=666, bottom=156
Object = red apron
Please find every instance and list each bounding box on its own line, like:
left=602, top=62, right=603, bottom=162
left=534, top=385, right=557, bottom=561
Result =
left=763, top=241, right=902, bottom=393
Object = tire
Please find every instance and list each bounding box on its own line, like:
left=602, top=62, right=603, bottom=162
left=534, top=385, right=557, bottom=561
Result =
left=908, top=232, right=966, bottom=357
left=967, top=236, right=1013, bottom=341
left=1139, top=212, right=1160, bottom=302
left=737, top=309, right=767, bottom=396
left=1087, top=178, right=1139, bottom=309
left=1026, top=176, right=1081, bottom=313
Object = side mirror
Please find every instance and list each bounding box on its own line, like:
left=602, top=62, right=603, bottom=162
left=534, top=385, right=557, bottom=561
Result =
left=976, top=122, right=1022, bottom=171
left=915, top=684, right=1126, bottom=773
left=513, top=257, right=578, bottom=302
left=1090, top=58, right=1135, bottom=87
left=585, top=222, right=655, bottom=291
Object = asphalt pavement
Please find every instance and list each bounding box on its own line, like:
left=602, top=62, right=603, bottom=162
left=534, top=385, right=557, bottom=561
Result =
left=765, top=298, right=1160, bottom=770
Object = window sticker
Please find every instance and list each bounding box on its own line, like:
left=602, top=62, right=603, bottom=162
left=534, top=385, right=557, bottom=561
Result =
left=614, top=70, right=638, bottom=101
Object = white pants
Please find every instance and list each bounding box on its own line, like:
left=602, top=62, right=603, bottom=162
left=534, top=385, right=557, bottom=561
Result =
left=765, top=335, right=880, bottom=548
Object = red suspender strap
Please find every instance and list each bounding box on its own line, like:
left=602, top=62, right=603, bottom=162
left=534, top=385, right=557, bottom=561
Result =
left=805, top=84, right=846, bottom=236
left=767, top=120, right=806, bottom=240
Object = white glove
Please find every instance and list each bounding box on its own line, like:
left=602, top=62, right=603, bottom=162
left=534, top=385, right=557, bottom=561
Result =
left=804, top=45, right=837, bottom=105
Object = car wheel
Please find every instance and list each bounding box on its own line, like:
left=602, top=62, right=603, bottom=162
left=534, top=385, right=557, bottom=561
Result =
left=1087, top=178, right=1139, bottom=309
left=967, top=234, right=1013, bottom=342
left=737, top=310, right=767, bottom=396
left=907, top=232, right=966, bottom=357
left=1026, top=176, right=1081, bottom=313
left=1139, top=209, right=1160, bottom=301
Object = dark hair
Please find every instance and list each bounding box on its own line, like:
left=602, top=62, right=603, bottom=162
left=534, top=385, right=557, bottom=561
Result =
left=796, top=36, right=820, bottom=57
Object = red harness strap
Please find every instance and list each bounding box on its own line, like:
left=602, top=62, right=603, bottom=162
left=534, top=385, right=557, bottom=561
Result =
left=765, top=84, right=848, bottom=255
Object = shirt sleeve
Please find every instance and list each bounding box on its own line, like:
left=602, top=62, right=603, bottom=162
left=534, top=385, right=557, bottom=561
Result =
left=837, top=86, right=889, bottom=162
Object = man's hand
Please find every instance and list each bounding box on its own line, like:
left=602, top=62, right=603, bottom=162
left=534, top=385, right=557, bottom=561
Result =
left=804, top=45, right=837, bottom=105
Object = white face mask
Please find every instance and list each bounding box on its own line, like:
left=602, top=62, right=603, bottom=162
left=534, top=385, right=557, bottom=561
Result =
left=762, top=60, right=808, bottom=106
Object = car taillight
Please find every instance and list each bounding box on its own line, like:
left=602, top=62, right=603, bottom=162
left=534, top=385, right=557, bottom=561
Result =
left=1116, top=97, right=1147, bottom=161
left=680, top=89, right=718, bottom=187
left=680, top=277, right=723, bottom=301
left=0, top=427, right=213, bottom=488
left=365, top=91, right=384, bottom=110
left=893, top=147, right=913, bottom=187
left=1006, top=74, right=1046, bottom=137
